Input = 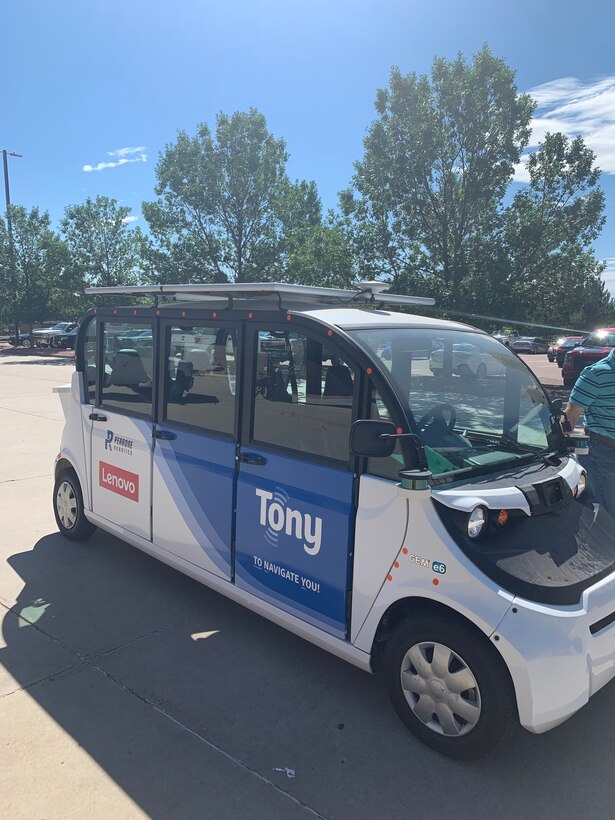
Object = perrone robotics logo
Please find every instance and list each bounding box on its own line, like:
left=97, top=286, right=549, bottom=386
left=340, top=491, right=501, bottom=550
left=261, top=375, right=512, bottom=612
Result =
left=255, top=488, right=322, bottom=555
left=104, top=430, right=134, bottom=455
left=99, top=461, right=139, bottom=501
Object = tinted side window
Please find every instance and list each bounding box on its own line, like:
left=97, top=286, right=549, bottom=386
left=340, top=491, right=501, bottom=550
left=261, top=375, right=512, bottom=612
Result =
left=164, top=325, right=238, bottom=436
left=101, top=321, right=154, bottom=418
left=83, top=319, right=97, bottom=404
left=251, top=329, right=355, bottom=463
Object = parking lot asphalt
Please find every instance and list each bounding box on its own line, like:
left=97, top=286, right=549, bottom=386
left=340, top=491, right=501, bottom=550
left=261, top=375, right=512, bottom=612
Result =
left=1, top=349, right=614, bottom=820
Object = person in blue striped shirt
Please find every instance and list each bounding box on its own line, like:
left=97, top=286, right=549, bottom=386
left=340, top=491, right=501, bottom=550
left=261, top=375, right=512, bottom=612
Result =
left=564, top=348, right=615, bottom=517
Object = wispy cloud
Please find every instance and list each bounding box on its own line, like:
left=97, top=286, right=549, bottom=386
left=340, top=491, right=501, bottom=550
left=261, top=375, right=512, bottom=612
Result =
left=121, top=215, right=139, bottom=224
left=83, top=145, right=147, bottom=173
left=515, top=76, right=615, bottom=182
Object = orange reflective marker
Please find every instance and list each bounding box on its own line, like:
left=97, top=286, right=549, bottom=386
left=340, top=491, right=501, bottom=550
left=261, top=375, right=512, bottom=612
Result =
left=394, top=561, right=399, bottom=569
left=327, top=329, right=333, bottom=336
left=366, top=367, right=373, bottom=375
left=387, top=574, right=393, bottom=582
left=433, top=578, right=440, bottom=586
left=402, top=547, right=408, bottom=554
left=497, top=509, right=509, bottom=527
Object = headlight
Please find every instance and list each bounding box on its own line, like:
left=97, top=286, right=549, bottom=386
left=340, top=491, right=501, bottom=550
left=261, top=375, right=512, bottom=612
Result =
left=574, top=472, right=587, bottom=498
left=467, top=506, right=487, bottom=539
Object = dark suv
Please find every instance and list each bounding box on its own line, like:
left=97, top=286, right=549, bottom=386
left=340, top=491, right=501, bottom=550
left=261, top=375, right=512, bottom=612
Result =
left=561, top=329, right=615, bottom=386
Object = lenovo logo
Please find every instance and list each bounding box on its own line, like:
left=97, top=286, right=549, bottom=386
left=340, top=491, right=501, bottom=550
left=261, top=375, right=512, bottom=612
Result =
left=99, top=461, right=139, bottom=502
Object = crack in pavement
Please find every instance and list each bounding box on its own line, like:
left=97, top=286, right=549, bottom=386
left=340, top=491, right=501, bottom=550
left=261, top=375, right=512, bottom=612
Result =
left=0, top=404, right=63, bottom=421
left=0, top=473, right=53, bottom=485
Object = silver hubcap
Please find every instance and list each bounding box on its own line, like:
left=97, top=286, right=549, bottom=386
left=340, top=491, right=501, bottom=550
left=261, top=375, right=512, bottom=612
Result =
left=56, top=481, right=77, bottom=529
left=401, top=641, right=481, bottom=737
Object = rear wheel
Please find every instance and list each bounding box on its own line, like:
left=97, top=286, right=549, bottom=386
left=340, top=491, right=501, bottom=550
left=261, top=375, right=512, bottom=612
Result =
left=22, top=338, right=31, bottom=348
left=383, top=615, right=516, bottom=759
left=53, top=469, right=97, bottom=541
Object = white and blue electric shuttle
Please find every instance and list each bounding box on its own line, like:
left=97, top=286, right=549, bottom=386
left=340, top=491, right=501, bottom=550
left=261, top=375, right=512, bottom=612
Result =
left=52, top=283, right=615, bottom=758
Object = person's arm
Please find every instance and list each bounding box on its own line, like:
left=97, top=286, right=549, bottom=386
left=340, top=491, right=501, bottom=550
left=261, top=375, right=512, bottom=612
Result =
left=563, top=400, right=585, bottom=431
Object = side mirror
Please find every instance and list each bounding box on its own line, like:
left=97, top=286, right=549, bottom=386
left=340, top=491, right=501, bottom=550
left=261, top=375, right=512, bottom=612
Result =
left=350, top=420, right=397, bottom=457
left=550, top=398, right=563, bottom=415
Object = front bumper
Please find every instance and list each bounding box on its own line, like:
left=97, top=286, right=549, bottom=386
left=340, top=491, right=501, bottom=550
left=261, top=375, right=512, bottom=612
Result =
left=495, top=569, right=615, bottom=732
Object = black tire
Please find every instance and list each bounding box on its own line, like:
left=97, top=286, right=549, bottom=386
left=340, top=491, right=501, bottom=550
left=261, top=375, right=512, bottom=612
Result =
left=383, top=615, right=516, bottom=759
left=53, top=469, right=97, bottom=541
left=22, top=338, right=32, bottom=348
left=563, top=377, right=575, bottom=387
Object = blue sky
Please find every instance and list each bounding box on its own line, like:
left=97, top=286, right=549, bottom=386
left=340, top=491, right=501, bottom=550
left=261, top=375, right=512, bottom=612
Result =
left=4, top=0, right=615, bottom=291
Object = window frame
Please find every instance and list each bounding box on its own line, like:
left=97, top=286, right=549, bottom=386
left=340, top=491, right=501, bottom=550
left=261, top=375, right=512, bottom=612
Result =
left=97, top=318, right=158, bottom=421
left=156, top=318, right=242, bottom=442
left=242, top=319, right=363, bottom=470
left=75, top=313, right=99, bottom=405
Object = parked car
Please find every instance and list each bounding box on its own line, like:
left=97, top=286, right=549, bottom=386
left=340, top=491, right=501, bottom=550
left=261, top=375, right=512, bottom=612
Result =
left=561, top=328, right=615, bottom=386
left=491, top=329, right=520, bottom=347
left=547, top=335, right=584, bottom=363
left=32, top=322, right=74, bottom=347
left=555, top=336, right=585, bottom=368
left=510, top=336, right=549, bottom=355
left=429, top=342, right=504, bottom=380
left=54, top=325, right=79, bottom=349
left=7, top=332, right=33, bottom=348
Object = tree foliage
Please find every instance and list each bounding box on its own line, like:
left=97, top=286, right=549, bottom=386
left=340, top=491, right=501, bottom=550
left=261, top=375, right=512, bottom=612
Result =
left=503, top=133, right=608, bottom=327
left=341, top=45, right=613, bottom=326
left=61, top=195, right=143, bottom=291
left=144, top=109, right=308, bottom=282
left=0, top=206, right=67, bottom=328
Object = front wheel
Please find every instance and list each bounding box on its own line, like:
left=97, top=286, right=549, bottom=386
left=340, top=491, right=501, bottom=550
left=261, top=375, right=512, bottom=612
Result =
left=53, top=469, right=97, bottom=541
left=383, top=616, right=516, bottom=759
left=22, top=338, right=32, bottom=348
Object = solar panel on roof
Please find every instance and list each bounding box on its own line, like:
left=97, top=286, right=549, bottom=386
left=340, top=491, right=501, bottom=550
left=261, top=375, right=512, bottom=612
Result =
left=83, top=281, right=435, bottom=308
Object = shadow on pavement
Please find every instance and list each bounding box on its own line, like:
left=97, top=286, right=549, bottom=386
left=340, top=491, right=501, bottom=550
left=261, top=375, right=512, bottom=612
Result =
left=3, top=529, right=615, bottom=819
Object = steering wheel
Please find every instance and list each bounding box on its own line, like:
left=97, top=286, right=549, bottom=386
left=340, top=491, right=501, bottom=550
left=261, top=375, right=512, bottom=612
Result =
left=416, top=403, right=457, bottom=433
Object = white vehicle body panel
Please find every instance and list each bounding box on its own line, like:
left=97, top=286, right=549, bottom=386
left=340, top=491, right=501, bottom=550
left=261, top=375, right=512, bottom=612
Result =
left=53, top=296, right=615, bottom=740
left=90, top=413, right=153, bottom=541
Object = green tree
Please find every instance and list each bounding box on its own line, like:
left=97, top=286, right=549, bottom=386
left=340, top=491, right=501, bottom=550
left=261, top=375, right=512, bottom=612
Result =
left=284, top=212, right=358, bottom=288
left=61, top=196, right=144, bottom=299
left=0, top=206, right=67, bottom=330
left=144, top=109, right=292, bottom=282
left=341, top=45, right=535, bottom=304
left=503, top=133, right=609, bottom=327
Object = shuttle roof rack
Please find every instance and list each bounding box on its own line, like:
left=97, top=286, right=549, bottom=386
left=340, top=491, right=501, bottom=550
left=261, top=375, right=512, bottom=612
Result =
left=84, top=281, right=435, bottom=309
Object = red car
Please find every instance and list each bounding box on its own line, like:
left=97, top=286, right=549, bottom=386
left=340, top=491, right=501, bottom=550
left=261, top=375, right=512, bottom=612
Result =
left=547, top=334, right=584, bottom=363
left=561, top=328, right=615, bottom=386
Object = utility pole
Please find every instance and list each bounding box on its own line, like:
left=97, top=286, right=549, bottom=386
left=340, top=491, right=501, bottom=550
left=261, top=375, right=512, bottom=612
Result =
left=2, top=149, right=23, bottom=341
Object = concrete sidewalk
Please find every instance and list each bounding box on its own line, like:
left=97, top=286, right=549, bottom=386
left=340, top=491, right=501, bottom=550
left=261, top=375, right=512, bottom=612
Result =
left=2, top=352, right=615, bottom=820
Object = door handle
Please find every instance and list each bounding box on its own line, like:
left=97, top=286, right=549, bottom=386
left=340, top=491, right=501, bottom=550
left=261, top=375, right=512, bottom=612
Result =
left=153, top=429, right=177, bottom=441
left=240, top=452, right=267, bottom=466
left=89, top=412, right=107, bottom=422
